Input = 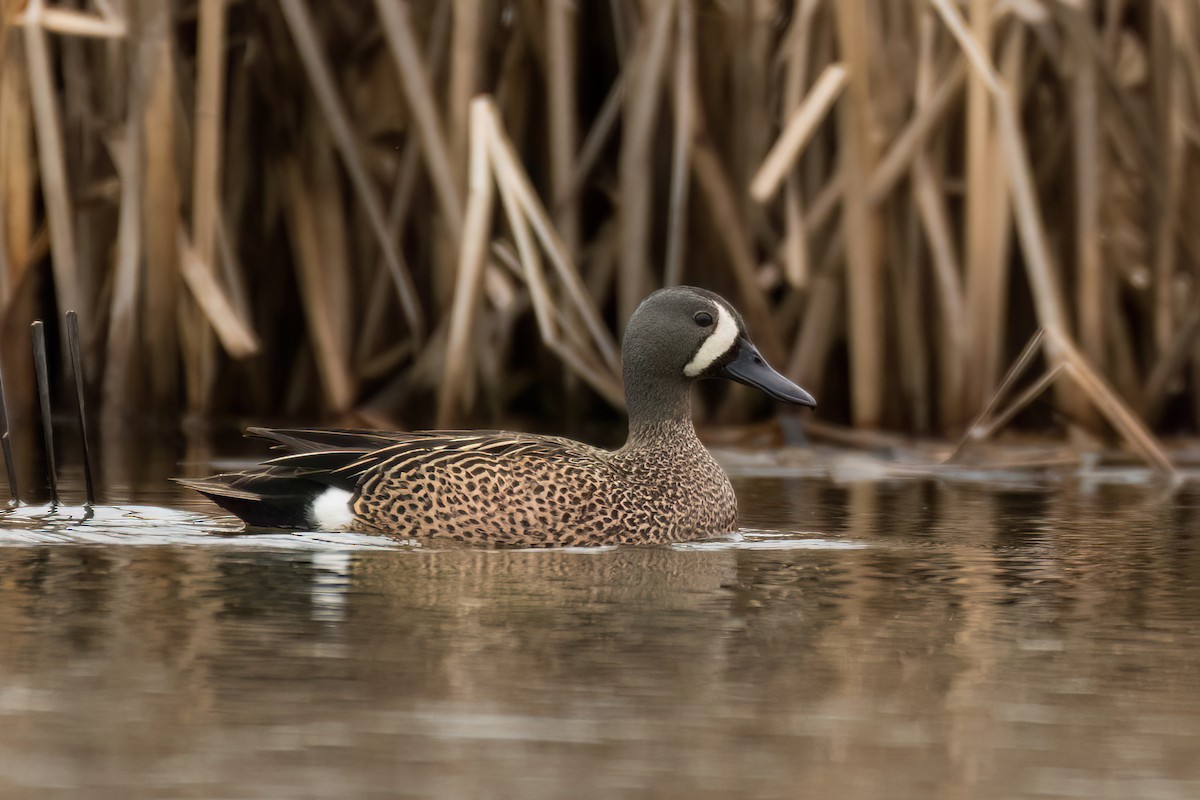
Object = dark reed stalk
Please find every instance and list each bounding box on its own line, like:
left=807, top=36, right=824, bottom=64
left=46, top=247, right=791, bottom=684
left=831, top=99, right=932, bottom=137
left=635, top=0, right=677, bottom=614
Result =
left=0, top=356, right=18, bottom=504
left=65, top=311, right=95, bottom=506
left=30, top=320, right=57, bottom=505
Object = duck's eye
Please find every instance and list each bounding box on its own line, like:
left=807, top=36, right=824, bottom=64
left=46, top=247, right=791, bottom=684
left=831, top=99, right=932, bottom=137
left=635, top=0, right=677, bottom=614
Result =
left=694, top=311, right=714, bottom=327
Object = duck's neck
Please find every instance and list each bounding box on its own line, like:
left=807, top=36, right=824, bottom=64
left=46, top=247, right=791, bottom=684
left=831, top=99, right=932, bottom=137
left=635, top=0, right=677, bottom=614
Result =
left=623, top=372, right=697, bottom=449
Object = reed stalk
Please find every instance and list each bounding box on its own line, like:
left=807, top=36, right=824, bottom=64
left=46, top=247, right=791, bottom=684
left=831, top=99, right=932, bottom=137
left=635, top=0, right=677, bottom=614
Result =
left=137, top=0, right=181, bottom=409
left=619, top=0, right=674, bottom=324
left=834, top=0, right=884, bottom=429
left=23, top=0, right=81, bottom=329
left=663, top=0, right=694, bottom=289
left=0, top=0, right=1193, bottom=465
left=190, top=0, right=228, bottom=410
left=778, top=0, right=820, bottom=290
left=438, top=97, right=494, bottom=426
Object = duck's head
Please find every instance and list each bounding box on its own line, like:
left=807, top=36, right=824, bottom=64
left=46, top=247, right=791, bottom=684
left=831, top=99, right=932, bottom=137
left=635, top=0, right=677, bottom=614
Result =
left=623, top=287, right=816, bottom=411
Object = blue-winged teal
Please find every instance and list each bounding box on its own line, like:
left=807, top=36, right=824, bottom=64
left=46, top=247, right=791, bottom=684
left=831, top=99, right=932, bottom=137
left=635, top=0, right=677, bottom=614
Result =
left=178, top=287, right=815, bottom=546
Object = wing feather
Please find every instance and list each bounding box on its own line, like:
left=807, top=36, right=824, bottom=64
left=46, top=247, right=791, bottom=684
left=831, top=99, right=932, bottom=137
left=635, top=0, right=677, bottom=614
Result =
left=234, top=426, right=616, bottom=492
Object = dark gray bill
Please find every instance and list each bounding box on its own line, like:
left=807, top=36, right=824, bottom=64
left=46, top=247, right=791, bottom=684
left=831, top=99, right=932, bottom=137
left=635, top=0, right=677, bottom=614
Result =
left=720, top=340, right=817, bottom=407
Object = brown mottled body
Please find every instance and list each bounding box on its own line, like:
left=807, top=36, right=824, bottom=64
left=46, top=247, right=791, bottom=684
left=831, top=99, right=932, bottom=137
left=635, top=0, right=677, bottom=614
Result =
left=352, top=420, right=736, bottom=546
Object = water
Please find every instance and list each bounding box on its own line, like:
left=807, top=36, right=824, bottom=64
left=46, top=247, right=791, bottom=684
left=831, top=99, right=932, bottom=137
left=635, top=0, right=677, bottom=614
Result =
left=0, top=456, right=1198, bottom=799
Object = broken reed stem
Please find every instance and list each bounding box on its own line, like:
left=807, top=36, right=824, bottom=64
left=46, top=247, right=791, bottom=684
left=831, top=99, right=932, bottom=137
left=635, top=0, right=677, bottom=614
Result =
left=950, top=329, right=1045, bottom=458
left=767, top=60, right=968, bottom=263
left=484, top=101, right=620, bottom=373
left=866, top=62, right=966, bottom=204
left=980, top=364, right=1068, bottom=442
left=177, top=230, right=260, bottom=358
left=493, top=144, right=558, bottom=345
left=65, top=311, right=95, bottom=506
left=14, top=5, right=125, bottom=37
left=487, top=106, right=624, bottom=407
left=750, top=63, right=847, bottom=203
left=215, top=214, right=253, bottom=324
left=1052, top=331, right=1177, bottom=477
left=30, top=321, right=57, bottom=506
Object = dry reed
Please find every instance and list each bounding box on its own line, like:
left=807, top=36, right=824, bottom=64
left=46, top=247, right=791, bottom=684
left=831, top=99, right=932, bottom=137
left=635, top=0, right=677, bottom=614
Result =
left=1, top=1, right=1197, bottom=471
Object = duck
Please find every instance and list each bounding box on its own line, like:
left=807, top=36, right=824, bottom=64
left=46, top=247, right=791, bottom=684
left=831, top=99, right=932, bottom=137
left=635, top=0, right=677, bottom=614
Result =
left=177, top=287, right=816, bottom=546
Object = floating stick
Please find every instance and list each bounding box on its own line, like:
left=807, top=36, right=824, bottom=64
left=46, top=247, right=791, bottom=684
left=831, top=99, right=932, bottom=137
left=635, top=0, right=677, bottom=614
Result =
left=31, top=321, right=58, bottom=506
left=65, top=311, right=95, bottom=506
left=0, top=357, right=18, bottom=505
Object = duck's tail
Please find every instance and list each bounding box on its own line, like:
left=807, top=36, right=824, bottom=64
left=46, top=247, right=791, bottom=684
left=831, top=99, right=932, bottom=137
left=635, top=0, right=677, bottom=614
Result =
left=177, top=468, right=368, bottom=530
left=174, top=427, right=387, bottom=530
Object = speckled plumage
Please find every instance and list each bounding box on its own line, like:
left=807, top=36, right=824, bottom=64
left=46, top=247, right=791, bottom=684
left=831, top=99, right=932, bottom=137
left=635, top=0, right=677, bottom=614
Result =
left=349, top=419, right=736, bottom=546
left=178, top=287, right=814, bottom=546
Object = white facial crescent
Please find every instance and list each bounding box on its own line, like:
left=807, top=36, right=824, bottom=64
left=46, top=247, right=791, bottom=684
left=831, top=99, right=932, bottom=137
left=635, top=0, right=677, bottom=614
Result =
left=683, top=302, right=739, bottom=377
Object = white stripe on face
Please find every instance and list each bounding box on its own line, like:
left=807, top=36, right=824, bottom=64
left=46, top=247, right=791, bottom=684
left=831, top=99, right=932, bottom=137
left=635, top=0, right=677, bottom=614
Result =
left=683, top=302, right=739, bottom=377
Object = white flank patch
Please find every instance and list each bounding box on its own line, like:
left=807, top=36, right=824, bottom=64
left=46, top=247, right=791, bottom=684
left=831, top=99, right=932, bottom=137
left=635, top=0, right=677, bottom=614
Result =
left=683, top=302, right=739, bottom=376
left=311, top=487, right=355, bottom=530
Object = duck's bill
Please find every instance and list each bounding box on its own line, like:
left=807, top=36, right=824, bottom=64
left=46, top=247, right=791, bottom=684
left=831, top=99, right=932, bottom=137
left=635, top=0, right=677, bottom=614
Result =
left=721, top=340, right=817, bottom=407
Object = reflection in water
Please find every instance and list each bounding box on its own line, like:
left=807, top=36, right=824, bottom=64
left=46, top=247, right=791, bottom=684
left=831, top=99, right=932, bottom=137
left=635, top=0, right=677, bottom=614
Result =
left=0, top=475, right=1198, bottom=798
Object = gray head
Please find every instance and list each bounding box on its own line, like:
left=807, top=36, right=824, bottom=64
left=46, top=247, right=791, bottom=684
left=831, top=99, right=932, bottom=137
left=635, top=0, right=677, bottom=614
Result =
left=622, top=287, right=816, bottom=427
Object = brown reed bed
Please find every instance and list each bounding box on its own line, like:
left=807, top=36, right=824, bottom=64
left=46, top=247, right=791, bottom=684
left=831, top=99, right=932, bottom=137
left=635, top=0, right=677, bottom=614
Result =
left=0, top=1, right=1195, bottom=473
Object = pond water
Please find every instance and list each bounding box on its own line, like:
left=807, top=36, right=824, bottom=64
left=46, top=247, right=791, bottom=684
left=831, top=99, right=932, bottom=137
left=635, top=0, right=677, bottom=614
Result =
left=0, top=450, right=1198, bottom=799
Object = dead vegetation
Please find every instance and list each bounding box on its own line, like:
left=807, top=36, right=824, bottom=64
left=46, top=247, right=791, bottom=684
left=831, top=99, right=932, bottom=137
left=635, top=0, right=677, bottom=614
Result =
left=0, top=1, right=1197, bottom=472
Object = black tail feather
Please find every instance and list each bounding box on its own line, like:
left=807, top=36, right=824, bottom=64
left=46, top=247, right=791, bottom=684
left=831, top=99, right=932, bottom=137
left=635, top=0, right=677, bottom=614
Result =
left=174, top=473, right=327, bottom=530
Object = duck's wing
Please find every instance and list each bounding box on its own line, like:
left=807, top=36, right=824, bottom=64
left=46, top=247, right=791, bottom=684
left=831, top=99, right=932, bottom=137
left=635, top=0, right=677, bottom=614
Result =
left=177, top=427, right=612, bottom=530
left=259, top=428, right=611, bottom=486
